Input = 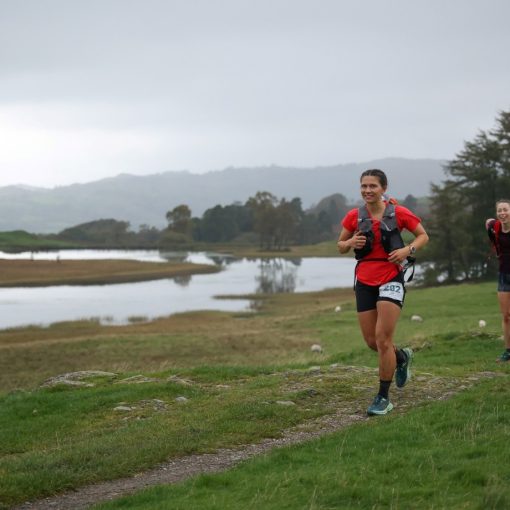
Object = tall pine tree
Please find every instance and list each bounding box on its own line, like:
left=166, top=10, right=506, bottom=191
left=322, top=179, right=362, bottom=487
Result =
left=428, top=109, right=510, bottom=281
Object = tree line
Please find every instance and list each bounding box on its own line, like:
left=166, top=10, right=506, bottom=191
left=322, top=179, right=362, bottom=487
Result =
left=54, top=192, right=354, bottom=250
left=163, top=191, right=354, bottom=250
left=52, top=189, right=419, bottom=250
left=52, top=107, right=510, bottom=285
left=425, top=109, right=510, bottom=283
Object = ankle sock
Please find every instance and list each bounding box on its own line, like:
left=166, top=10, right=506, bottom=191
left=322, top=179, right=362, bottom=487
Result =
left=378, top=380, right=392, bottom=400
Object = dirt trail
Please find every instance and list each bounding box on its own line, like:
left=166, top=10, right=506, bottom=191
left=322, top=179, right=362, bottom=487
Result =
left=15, top=412, right=367, bottom=510
left=13, top=371, right=501, bottom=510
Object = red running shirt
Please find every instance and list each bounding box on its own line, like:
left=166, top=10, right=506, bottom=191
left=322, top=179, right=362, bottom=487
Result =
left=341, top=205, right=421, bottom=286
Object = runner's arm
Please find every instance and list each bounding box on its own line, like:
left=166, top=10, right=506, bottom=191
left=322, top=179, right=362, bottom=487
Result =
left=387, top=223, right=429, bottom=264
left=337, top=227, right=367, bottom=254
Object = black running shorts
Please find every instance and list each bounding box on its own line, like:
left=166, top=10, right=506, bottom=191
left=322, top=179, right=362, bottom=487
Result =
left=498, top=272, right=510, bottom=292
left=355, top=272, right=406, bottom=312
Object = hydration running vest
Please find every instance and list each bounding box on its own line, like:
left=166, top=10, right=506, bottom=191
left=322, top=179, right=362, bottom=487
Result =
left=354, top=202, right=416, bottom=281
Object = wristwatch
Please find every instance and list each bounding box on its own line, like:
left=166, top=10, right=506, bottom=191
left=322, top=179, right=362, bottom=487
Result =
left=408, top=245, right=416, bottom=255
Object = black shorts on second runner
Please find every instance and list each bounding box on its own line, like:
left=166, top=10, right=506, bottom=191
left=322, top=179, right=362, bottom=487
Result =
left=498, top=272, right=510, bottom=292
left=355, top=272, right=406, bottom=312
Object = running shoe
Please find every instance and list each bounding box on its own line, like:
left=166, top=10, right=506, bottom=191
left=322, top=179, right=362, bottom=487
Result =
left=395, top=347, right=413, bottom=388
left=497, top=350, right=510, bottom=362
left=367, top=395, right=394, bottom=416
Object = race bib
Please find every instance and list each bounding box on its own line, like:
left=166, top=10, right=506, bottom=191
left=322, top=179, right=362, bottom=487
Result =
left=379, top=281, right=404, bottom=303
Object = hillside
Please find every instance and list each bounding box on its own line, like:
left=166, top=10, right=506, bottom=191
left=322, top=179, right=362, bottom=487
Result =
left=0, top=158, right=445, bottom=233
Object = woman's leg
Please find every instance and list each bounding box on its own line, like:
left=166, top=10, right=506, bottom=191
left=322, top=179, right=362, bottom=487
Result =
left=357, top=310, right=378, bottom=351
left=375, top=300, right=402, bottom=381
left=498, top=291, right=510, bottom=349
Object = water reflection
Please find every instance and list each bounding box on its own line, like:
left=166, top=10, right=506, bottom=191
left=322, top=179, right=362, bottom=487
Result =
left=159, top=250, right=236, bottom=267
left=0, top=250, right=357, bottom=329
left=173, top=274, right=192, bottom=287
left=256, top=258, right=298, bottom=294
left=159, top=251, right=188, bottom=263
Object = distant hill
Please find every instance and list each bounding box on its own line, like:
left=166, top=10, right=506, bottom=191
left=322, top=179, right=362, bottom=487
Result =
left=0, top=158, right=446, bottom=233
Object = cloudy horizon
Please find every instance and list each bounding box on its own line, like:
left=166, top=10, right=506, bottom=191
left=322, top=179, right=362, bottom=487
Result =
left=1, top=0, right=509, bottom=189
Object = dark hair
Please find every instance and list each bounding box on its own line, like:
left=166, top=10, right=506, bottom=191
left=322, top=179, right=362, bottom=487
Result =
left=360, top=169, right=388, bottom=189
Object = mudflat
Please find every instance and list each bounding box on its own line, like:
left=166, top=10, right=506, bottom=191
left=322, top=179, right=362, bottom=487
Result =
left=0, top=259, right=219, bottom=287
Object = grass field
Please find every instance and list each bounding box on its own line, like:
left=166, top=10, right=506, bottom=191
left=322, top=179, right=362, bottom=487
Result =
left=0, top=231, right=73, bottom=252
left=95, top=379, right=510, bottom=510
left=0, top=235, right=342, bottom=259
left=1, top=279, right=509, bottom=509
left=214, top=240, right=341, bottom=258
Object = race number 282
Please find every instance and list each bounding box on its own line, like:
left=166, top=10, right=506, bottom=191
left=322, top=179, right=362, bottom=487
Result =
left=379, top=282, right=404, bottom=303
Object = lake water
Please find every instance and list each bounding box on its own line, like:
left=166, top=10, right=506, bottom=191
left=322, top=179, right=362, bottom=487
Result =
left=0, top=250, right=357, bottom=330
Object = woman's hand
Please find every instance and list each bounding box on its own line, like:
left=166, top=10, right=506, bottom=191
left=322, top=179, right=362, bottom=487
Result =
left=387, top=247, right=409, bottom=264
left=349, top=231, right=367, bottom=250
left=337, top=228, right=365, bottom=253
left=486, top=218, right=495, bottom=229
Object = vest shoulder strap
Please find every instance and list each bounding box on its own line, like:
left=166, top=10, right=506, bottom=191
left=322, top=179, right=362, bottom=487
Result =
left=357, top=206, right=372, bottom=233
left=357, top=203, right=399, bottom=232
left=381, top=203, right=398, bottom=231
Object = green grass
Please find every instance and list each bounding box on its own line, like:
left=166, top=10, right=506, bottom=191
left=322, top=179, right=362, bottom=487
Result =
left=0, top=230, right=72, bottom=251
left=1, top=280, right=510, bottom=508
left=0, top=230, right=340, bottom=257
left=0, top=366, right=375, bottom=506
left=96, top=378, right=510, bottom=510
left=190, top=240, right=341, bottom=258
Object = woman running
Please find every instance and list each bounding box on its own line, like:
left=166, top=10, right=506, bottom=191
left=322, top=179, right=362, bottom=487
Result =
left=337, top=169, right=429, bottom=415
left=486, top=199, right=510, bottom=362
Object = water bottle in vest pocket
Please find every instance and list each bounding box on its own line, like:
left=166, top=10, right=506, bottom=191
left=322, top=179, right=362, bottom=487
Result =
left=381, top=227, right=405, bottom=253
left=354, top=230, right=374, bottom=260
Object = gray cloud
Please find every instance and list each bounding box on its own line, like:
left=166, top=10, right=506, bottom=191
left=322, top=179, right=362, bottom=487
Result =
left=0, top=0, right=509, bottom=187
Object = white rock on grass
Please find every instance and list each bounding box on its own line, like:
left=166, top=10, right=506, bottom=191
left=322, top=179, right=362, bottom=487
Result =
left=53, top=380, right=95, bottom=388
left=116, top=375, right=160, bottom=384
left=478, top=320, right=487, bottom=328
left=335, top=306, right=342, bottom=312
left=40, top=370, right=116, bottom=388
left=175, top=396, right=188, bottom=403
left=410, top=315, right=423, bottom=322
left=276, top=400, right=296, bottom=406
left=167, top=375, right=193, bottom=386
left=310, top=344, right=323, bottom=353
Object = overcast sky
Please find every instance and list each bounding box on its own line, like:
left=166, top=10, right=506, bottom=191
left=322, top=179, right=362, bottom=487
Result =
left=1, top=0, right=509, bottom=188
